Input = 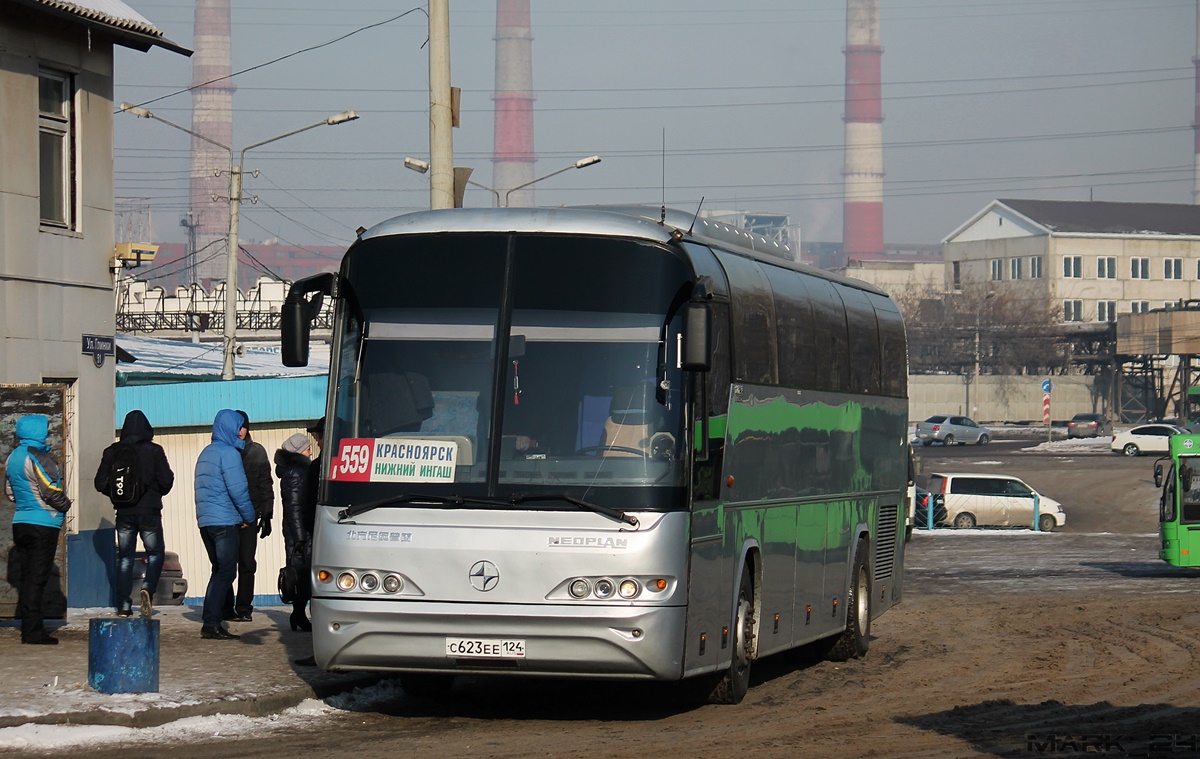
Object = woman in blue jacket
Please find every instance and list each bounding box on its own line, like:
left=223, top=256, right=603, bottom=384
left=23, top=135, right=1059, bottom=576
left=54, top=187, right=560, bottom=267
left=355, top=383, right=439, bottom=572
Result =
left=4, top=415, right=71, bottom=645
left=193, top=409, right=256, bottom=640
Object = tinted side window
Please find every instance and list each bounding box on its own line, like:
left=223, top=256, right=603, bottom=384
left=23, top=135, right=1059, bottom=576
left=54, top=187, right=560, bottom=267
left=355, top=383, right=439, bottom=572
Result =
left=765, top=266, right=817, bottom=388
left=867, top=290, right=907, bottom=398
left=835, top=283, right=881, bottom=395
left=804, top=276, right=850, bottom=392
left=949, top=477, right=977, bottom=495
left=715, top=251, right=778, bottom=384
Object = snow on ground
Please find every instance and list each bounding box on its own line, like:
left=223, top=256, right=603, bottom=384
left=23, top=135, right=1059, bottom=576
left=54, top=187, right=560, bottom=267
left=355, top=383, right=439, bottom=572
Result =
left=0, top=679, right=410, bottom=753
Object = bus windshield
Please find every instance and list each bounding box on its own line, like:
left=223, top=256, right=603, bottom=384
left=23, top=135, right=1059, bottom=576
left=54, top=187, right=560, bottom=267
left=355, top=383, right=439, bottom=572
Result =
left=324, top=232, right=691, bottom=509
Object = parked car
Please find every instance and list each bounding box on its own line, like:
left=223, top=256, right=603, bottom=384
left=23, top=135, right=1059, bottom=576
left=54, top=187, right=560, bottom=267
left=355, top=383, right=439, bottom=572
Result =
left=925, top=473, right=1066, bottom=531
left=1110, top=423, right=1184, bottom=457
left=132, top=550, right=188, bottom=606
left=914, top=415, right=990, bottom=446
left=1067, top=412, right=1112, bottom=439
left=911, top=486, right=946, bottom=529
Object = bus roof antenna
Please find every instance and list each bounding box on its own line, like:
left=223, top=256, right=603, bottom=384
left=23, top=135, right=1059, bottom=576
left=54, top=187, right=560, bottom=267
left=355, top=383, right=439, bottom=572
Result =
left=660, top=128, right=667, bottom=225
left=688, top=196, right=705, bottom=236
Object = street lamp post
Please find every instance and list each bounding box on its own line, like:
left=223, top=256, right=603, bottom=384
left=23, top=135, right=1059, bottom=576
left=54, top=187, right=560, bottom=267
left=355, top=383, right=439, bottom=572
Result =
left=403, top=155, right=601, bottom=207
left=971, top=291, right=996, bottom=417
left=120, top=104, right=359, bottom=379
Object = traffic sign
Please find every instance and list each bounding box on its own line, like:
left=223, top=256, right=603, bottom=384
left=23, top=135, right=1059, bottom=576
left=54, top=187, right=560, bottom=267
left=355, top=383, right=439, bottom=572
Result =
left=1041, top=379, right=1052, bottom=394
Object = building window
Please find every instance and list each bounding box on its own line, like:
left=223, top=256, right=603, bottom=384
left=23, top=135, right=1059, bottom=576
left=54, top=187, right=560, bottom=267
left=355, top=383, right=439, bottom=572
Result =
left=38, top=69, right=76, bottom=229
left=1010, top=258, right=1022, bottom=280
left=1131, top=257, right=1150, bottom=279
left=1063, top=300, right=1083, bottom=322
left=1165, top=258, right=1183, bottom=280
left=1030, top=256, right=1043, bottom=279
left=1132, top=301, right=1151, bottom=314
left=1097, top=301, right=1117, bottom=322
left=952, top=261, right=961, bottom=290
left=991, top=258, right=1003, bottom=281
left=1063, top=256, right=1082, bottom=278
left=1097, top=257, right=1116, bottom=279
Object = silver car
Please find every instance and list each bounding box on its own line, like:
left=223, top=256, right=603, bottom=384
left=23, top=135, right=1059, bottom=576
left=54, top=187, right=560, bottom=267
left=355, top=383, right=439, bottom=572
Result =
left=915, top=415, right=990, bottom=446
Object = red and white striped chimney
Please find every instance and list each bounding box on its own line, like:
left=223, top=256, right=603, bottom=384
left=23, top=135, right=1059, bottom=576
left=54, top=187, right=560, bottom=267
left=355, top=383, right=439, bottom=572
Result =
left=189, top=0, right=235, bottom=283
left=842, top=0, right=884, bottom=261
left=1193, top=0, right=1200, bottom=203
left=492, top=0, right=536, bottom=207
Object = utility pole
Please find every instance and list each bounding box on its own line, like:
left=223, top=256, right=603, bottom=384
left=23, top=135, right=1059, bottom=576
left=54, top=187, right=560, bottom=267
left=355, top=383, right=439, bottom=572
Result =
left=428, top=0, right=455, bottom=209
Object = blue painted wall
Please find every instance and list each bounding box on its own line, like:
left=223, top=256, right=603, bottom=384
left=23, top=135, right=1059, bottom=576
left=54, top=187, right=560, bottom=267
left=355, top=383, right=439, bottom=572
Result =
left=116, top=375, right=328, bottom=429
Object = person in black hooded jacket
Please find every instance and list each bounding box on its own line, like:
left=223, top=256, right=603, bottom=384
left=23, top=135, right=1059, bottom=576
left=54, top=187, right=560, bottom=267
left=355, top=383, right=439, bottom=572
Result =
left=94, top=410, right=175, bottom=617
left=274, top=432, right=313, bottom=631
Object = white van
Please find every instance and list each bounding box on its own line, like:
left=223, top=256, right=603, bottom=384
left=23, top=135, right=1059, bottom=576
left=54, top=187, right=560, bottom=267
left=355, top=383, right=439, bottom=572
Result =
left=926, top=473, right=1066, bottom=532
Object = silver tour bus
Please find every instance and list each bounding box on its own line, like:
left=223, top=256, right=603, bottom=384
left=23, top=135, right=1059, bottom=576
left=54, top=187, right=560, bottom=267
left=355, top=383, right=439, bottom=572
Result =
left=281, top=206, right=909, bottom=704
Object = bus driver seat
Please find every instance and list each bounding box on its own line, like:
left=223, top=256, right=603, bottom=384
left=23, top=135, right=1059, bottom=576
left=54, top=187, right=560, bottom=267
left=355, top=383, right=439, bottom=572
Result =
left=601, top=385, right=653, bottom=457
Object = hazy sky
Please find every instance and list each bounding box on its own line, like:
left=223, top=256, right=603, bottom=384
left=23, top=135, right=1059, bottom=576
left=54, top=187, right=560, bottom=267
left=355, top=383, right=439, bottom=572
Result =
left=114, top=1, right=1196, bottom=256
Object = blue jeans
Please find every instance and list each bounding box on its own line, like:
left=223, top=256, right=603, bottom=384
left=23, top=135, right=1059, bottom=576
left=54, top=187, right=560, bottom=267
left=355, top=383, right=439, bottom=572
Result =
left=115, top=512, right=164, bottom=613
left=199, top=524, right=240, bottom=629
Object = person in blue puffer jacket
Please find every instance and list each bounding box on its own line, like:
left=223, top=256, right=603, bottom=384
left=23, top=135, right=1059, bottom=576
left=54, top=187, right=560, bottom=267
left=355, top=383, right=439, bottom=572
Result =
left=193, top=409, right=256, bottom=640
left=4, top=414, right=71, bottom=645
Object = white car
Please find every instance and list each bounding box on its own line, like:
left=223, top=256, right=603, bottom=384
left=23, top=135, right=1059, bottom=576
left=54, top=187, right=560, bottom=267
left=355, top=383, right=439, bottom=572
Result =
left=925, top=473, right=1066, bottom=532
left=1110, top=423, right=1184, bottom=457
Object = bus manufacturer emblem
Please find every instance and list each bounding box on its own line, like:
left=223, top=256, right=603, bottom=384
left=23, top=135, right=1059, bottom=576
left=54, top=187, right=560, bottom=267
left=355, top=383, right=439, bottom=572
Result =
left=1186, top=439, right=1195, bottom=449
left=469, top=560, right=500, bottom=592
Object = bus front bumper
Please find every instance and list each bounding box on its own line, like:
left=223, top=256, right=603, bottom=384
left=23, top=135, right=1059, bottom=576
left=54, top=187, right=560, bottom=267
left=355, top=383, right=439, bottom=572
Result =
left=311, top=598, right=688, bottom=680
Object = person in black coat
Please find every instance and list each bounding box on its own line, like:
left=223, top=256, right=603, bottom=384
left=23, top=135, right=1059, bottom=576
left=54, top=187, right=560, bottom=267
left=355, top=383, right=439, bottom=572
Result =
left=223, top=410, right=274, bottom=622
left=274, top=432, right=312, bottom=631
left=94, top=410, right=175, bottom=617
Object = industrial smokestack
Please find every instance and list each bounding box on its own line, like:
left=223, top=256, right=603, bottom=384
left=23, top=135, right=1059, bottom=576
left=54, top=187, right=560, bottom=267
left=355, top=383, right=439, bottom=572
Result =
left=842, top=0, right=884, bottom=261
left=492, top=0, right=536, bottom=207
left=1194, top=0, right=1200, bottom=203
left=189, top=0, right=235, bottom=283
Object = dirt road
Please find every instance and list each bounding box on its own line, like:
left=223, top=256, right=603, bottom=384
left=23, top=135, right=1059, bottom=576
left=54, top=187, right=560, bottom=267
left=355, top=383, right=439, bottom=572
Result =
left=86, top=436, right=1200, bottom=759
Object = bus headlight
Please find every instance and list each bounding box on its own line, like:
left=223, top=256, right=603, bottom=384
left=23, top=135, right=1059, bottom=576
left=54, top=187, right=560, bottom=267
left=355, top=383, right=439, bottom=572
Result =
left=336, top=572, right=357, bottom=591
left=383, top=574, right=403, bottom=593
left=568, top=579, right=591, bottom=598
left=359, top=572, right=380, bottom=592
left=593, top=578, right=615, bottom=599
left=618, top=579, right=640, bottom=599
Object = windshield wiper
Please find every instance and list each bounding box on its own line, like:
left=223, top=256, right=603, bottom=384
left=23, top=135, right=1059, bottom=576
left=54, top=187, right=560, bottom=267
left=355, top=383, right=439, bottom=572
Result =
left=507, top=492, right=638, bottom=527
left=338, top=493, right=508, bottom=521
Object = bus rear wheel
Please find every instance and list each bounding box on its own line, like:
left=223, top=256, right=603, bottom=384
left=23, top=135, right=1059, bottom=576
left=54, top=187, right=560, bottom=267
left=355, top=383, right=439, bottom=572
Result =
left=827, top=538, right=871, bottom=662
left=708, top=563, right=755, bottom=704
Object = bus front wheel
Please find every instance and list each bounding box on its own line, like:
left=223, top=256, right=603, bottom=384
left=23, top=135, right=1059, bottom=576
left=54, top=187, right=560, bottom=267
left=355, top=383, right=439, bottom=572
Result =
left=708, top=563, right=755, bottom=705
left=827, top=538, right=871, bottom=662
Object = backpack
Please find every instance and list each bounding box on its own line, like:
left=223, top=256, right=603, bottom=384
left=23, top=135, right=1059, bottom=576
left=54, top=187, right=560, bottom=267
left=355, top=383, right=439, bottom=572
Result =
left=107, top=442, right=145, bottom=506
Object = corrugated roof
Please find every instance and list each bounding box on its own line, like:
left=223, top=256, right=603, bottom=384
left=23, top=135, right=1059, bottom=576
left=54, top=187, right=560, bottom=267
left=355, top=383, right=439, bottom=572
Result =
left=998, top=199, right=1200, bottom=237
left=14, top=0, right=191, bottom=55
left=34, top=0, right=156, bottom=35
left=115, top=334, right=328, bottom=382
left=116, top=375, right=328, bottom=429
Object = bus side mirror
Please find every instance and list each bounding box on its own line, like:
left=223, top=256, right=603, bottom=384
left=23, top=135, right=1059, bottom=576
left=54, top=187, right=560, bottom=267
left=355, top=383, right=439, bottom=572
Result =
left=682, top=302, right=711, bottom=372
left=1154, top=463, right=1164, bottom=488
left=281, top=273, right=334, bottom=367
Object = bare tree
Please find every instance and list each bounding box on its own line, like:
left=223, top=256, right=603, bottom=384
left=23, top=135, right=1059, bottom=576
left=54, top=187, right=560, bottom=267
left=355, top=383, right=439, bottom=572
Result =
left=896, top=277, right=1084, bottom=376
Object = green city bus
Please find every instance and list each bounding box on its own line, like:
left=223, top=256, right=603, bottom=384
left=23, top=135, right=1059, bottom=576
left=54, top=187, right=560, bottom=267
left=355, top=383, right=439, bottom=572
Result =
left=1154, top=434, right=1200, bottom=567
